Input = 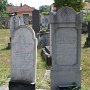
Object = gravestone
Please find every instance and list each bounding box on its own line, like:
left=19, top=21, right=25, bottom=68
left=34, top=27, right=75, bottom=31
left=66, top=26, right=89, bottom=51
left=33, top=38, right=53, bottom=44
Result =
left=41, top=15, right=50, bottom=27
left=84, top=21, right=90, bottom=47
left=50, top=7, right=82, bottom=90
left=32, top=9, right=40, bottom=33
left=38, top=30, right=50, bottom=48
left=19, top=16, right=25, bottom=25
left=10, top=16, right=19, bottom=38
left=9, top=25, right=37, bottom=90
left=8, top=16, right=20, bottom=48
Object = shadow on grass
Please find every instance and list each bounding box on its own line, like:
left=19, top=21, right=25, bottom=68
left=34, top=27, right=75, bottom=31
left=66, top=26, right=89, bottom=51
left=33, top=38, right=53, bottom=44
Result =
left=83, top=44, right=90, bottom=49
left=1, top=46, right=10, bottom=50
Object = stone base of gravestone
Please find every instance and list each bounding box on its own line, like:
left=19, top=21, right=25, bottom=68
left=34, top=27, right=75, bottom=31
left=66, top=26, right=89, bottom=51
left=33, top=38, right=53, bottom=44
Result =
left=51, top=69, right=81, bottom=90
left=57, top=87, right=80, bottom=90
left=9, top=80, right=35, bottom=90
left=41, top=46, right=52, bottom=65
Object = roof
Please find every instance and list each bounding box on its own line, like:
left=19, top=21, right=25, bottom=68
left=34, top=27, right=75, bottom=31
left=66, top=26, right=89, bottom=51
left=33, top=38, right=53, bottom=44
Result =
left=6, top=4, right=34, bottom=13
left=84, top=2, right=90, bottom=9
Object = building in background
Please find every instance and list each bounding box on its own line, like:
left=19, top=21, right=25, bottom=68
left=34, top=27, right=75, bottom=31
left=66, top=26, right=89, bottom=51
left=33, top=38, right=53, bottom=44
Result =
left=6, top=4, right=35, bottom=17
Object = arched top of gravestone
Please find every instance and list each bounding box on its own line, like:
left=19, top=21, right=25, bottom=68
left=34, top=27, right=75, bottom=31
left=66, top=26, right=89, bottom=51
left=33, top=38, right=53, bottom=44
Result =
left=57, top=7, right=76, bottom=22
left=12, top=25, right=36, bottom=41
left=10, top=16, right=19, bottom=37
left=50, top=7, right=78, bottom=23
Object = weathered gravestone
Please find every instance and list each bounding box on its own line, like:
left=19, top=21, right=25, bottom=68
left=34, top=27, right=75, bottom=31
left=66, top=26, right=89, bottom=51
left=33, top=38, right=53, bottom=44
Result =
left=32, top=9, right=40, bottom=33
left=50, top=7, right=82, bottom=90
left=19, top=16, right=25, bottom=25
left=8, top=16, right=19, bottom=48
left=84, top=21, right=90, bottom=47
left=38, top=30, right=50, bottom=48
left=8, top=16, right=25, bottom=48
left=9, top=25, right=37, bottom=90
left=41, top=15, right=50, bottom=27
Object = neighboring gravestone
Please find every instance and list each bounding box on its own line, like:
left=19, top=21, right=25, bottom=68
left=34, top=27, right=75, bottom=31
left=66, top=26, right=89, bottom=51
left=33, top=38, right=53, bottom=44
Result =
left=50, top=7, right=82, bottom=90
left=19, top=16, right=25, bottom=25
left=10, top=16, right=19, bottom=38
left=38, top=30, right=50, bottom=48
left=8, top=16, right=20, bottom=48
left=84, top=21, right=90, bottom=47
left=41, top=15, right=50, bottom=27
left=9, top=25, right=37, bottom=90
left=32, top=9, right=40, bottom=33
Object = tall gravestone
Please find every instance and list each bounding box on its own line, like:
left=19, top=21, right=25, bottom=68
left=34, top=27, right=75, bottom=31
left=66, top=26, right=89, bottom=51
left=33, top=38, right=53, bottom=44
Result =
left=9, top=25, right=37, bottom=90
left=32, top=9, right=40, bottom=33
left=50, top=7, right=82, bottom=90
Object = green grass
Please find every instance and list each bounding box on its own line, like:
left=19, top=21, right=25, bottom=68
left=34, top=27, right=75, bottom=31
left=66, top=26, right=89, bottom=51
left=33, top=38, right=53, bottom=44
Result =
left=0, top=29, right=90, bottom=90
left=81, top=34, right=90, bottom=90
left=0, top=29, right=10, bottom=85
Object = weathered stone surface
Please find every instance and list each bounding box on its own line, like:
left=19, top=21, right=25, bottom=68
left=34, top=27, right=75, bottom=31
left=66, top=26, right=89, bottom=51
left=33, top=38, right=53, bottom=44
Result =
left=38, top=31, right=50, bottom=48
left=11, top=25, right=37, bottom=83
left=41, top=15, right=50, bottom=27
left=50, top=7, right=82, bottom=90
left=10, top=16, right=19, bottom=38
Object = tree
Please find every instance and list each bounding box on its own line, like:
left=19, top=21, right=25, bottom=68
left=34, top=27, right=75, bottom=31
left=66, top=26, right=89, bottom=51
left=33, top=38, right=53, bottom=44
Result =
left=0, top=0, right=13, bottom=17
left=39, top=5, right=50, bottom=13
left=53, top=0, right=85, bottom=12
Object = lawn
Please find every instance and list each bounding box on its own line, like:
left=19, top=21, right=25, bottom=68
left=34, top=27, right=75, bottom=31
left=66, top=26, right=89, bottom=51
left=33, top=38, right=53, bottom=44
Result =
left=0, top=29, right=90, bottom=90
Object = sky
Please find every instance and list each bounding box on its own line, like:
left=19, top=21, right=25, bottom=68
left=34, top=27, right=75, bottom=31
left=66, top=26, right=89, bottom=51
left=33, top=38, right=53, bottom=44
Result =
left=7, top=0, right=54, bottom=9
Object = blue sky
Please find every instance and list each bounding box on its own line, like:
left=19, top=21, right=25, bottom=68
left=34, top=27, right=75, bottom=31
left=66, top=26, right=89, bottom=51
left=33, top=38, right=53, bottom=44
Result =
left=7, top=0, right=54, bottom=9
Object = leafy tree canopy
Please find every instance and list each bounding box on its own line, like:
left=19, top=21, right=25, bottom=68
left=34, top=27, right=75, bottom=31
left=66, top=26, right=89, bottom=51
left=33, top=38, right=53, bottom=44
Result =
left=53, top=0, right=85, bottom=12
left=0, top=0, right=13, bottom=17
left=39, top=5, right=50, bottom=14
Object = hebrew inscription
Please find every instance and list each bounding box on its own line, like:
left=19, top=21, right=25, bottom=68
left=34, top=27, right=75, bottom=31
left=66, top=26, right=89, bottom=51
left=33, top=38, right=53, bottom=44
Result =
left=55, top=28, right=77, bottom=65
left=11, top=27, right=36, bottom=81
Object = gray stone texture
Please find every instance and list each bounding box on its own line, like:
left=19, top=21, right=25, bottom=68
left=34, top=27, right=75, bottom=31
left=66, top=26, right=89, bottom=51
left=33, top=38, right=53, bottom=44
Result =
left=10, top=25, right=37, bottom=90
left=50, top=7, right=82, bottom=90
left=41, top=15, right=50, bottom=27
left=10, top=16, right=19, bottom=38
left=38, top=30, right=50, bottom=48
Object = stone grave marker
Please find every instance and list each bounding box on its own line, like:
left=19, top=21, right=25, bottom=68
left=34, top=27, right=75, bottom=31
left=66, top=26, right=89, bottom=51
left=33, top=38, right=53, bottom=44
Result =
left=10, top=16, right=19, bottom=38
left=41, top=15, right=50, bottom=27
left=9, top=25, right=37, bottom=90
left=84, top=21, right=90, bottom=47
left=38, top=30, right=50, bottom=48
left=32, top=9, right=40, bottom=33
left=50, top=7, right=82, bottom=90
left=8, top=16, right=20, bottom=48
left=19, top=16, right=25, bottom=25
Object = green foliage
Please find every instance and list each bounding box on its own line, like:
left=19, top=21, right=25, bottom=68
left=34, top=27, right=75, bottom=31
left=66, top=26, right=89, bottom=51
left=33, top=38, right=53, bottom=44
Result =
left=41, top=12, right=49, bottom=15
left=83, top=9, right=90, bottom=24
left=39, top=5, right=50, bottom=13
left=0, top=0, right=13, bottom=17
left=53, top=0, right=85, bottom=12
